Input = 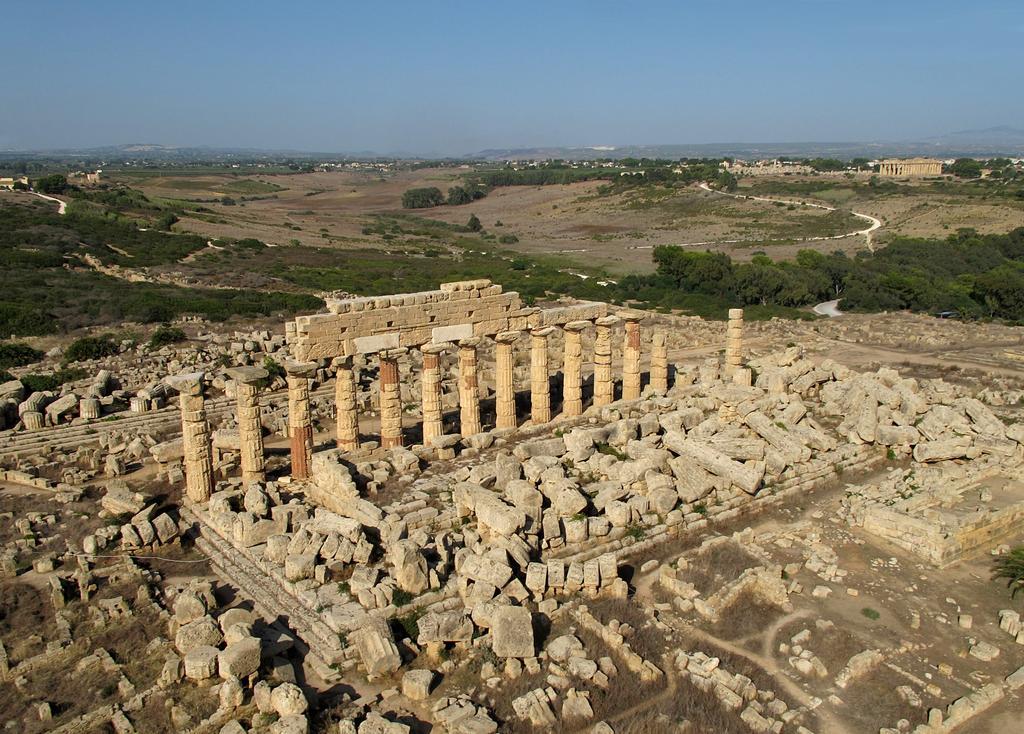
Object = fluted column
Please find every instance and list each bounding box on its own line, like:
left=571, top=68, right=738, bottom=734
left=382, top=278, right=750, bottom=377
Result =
left=593, top=315, right=620, bottom=407
left=725, top=308, right=744, bottom=376
left=332, top=356, right=359, bottom=452
left=561, top=321, right=589, bottom=418
left=286, top=361, right=317, bottom=480
left=494, top=331, right=519, bottom=430
left=227, top=366, right=268, bottom=483
left=650, top=331, right=668, bottom=394
left=530, top=326, right=555, bottom=424
left=457, top=337, right=482, bottom=436
left=420, top=343, right=448, bottom=445
left=168, top=372, right=213, bottom=503
left=620, top=312, right=643, bottom=401
left=378, top=349, right=405, bottom=449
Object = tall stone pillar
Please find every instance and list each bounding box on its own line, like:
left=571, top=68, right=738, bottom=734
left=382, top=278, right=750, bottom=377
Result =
left=593, top=315, right=620, bottom=407
left=378, top=349, right=405, bottom=449
left=494, top=331, right=519, bottom=430
left=561, top=321, right=589, bottom=418
left=650, top=331, right=668, bottom=394
left=620, top=312, right=644, bottom=401
left=285, top=361, right=317, bottom=480
left=168, top=372, right=213, bottom=504
left=725, top=308, right=744, bottom=376
left=530, top=326, right=555, bottom=424
left=420, top=343, right=448, bottom=445
left=457, top=338, right=482, bottom=437
left=227, top=366, right=268, bottom=484
left=332, top=357, right=359, bottom=452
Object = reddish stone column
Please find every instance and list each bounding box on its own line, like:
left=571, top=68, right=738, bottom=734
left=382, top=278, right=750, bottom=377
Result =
left=420, top=342, right=449, bottom=445
left=378, top=349, right=405, bottom=449
left=530, top=326, right=555, bottom=424
left=620, top=312, right=644, bottom=401
left=285, top=361, right=317, bottom=480
left=561, top=321, right=590, bottom=418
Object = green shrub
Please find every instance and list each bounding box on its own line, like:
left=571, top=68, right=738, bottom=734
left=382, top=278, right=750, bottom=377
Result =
left=861, top=607, right=880, bottom=620
left=64, top=335, right=119, bottom=363
left=20, top=367, right=86, bottom=393
left=148, top=325, right=187, bottom=348
left=0, top=341, right=44, bottom=369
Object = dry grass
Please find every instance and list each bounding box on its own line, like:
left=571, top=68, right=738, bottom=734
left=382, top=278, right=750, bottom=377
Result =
left=684, top=542, right=761, bottom=597
left=705, top=590, right=786, bottom=642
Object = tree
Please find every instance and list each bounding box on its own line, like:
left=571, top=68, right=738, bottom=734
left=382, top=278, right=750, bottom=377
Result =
left=467, top=214, right=482, bottom=232
left=34, top=174, right=68, bottom=194
left=401, top=187, right=445, bottom=209
left=992, top=547, right=1024, bottom=601
left=447, top=186, right=473, bottom=206
left=949, top=158, right=982, bottom=178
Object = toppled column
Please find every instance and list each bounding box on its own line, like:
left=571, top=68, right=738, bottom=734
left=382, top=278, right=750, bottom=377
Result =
left=420, top=342, right=449, bottom=445
left=593, top=315, right=620, bottom=407
left=725, top=308, right=744, bottom=375
left=79, top=397, right=101, bottom=420
left=650, top=331, right=668, bottom=394
left=21, top=410, right=44, bottom=431
left=167, top=372, right=213, bottom=503
left=458, top=338, right=482, bottom=436
left=285, top=361, right=317, bottom=480
left=561, top=321, right=589, bottom=418
left=378, top=349, right=405, bottom=449
left=226, top=366, right=268, bottom=484
left=494, top=331, right=519, bottom=430
left=620, top=311, right=643, bottom=401
left=530, top=326, right=555, bottom=424
left=332, top=356, right=359, bottom=451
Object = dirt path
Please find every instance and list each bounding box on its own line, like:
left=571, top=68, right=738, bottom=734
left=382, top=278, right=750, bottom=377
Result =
left=31, top=191, right=67, bottom=214
left=693, top=182, right=881, bottom=252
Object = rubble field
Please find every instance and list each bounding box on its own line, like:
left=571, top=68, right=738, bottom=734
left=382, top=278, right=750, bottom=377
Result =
left=2, top=284, right=1024, bottom=734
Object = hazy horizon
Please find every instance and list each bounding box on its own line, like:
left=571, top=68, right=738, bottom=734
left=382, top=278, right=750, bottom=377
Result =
left=4, top=1, right=1023, bottom=156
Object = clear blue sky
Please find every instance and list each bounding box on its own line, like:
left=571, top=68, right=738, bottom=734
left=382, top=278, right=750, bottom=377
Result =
left=3, top=1, right=1021, bottom=155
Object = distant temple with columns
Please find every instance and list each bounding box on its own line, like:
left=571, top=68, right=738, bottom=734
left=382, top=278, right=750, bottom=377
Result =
left=877, top=157, right=943, bottom=177
left=167, top=279, right=748, bottom=501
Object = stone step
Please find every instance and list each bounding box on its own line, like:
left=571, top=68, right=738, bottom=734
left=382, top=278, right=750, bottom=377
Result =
left=184, top=507, right=348, bottom=672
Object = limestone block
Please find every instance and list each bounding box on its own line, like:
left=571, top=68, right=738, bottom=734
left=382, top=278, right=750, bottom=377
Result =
left=351, top=617, right=401, bottom=678
left=491, top=606, right=535, bottom=658
left=183, top=645, right=220, bottom=680
left=219, top=637, right=262, bottom=679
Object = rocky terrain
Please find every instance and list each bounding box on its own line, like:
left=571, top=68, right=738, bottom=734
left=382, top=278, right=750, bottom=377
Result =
left=2, top=293, right=1024, bottom=734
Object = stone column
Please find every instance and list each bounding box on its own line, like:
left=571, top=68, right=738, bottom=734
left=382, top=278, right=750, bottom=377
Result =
left=529, top=327, right=555, bottom=424
left=79, top=398, right=101, bottom=420
left=725, top=308, right=744, bottom=376
left=378, top=349, right=405, bottom=449
left=332, top=356, right=359, bottom=452
left=227, top=366, right=268, bottom=484
left=561, top=321, right=589, bottom=418
left=593, top=315, right=620, bottom=407
left=168, top=372, right=213, bottom=504
left=285, top=361, right=317, bottom=480
left=420, top=343, right=448, bottom=445
left=457, top=338, right=482, bottom=437
left=494, top=331, right=519, bottom=430
left=620, top=312, right=643, bottom=401
left=650, top=331, right=668, bottom=394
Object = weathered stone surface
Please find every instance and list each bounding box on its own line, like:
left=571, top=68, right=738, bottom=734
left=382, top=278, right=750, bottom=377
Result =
left=491, top=606, right=534, bottom=658
left=218, top=637, right=262, bottom=679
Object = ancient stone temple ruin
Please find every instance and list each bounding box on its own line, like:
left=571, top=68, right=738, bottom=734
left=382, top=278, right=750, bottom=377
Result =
left=173, top=279, right=675, bottom=482
left=877, top=157, right=943, bottom=177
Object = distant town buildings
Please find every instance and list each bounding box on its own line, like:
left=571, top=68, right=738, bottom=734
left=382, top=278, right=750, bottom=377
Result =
left=877, top=158, right=943, bottom=177
left=0, top=175, right=29, bottom=189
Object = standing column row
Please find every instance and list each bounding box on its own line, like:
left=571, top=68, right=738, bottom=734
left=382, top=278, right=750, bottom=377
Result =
left=621, top=312, right=644, bottom=401
left=530, top=327, right=554, bottom=424
left=458, top=338, right=482, bottom=436
left=593, top=315, right=619, bottom=407
left=561, top=321, right=588, bottom=417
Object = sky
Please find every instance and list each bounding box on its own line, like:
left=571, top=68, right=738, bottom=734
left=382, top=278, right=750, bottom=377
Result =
left=3, top=1, right=1022, bottom=155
